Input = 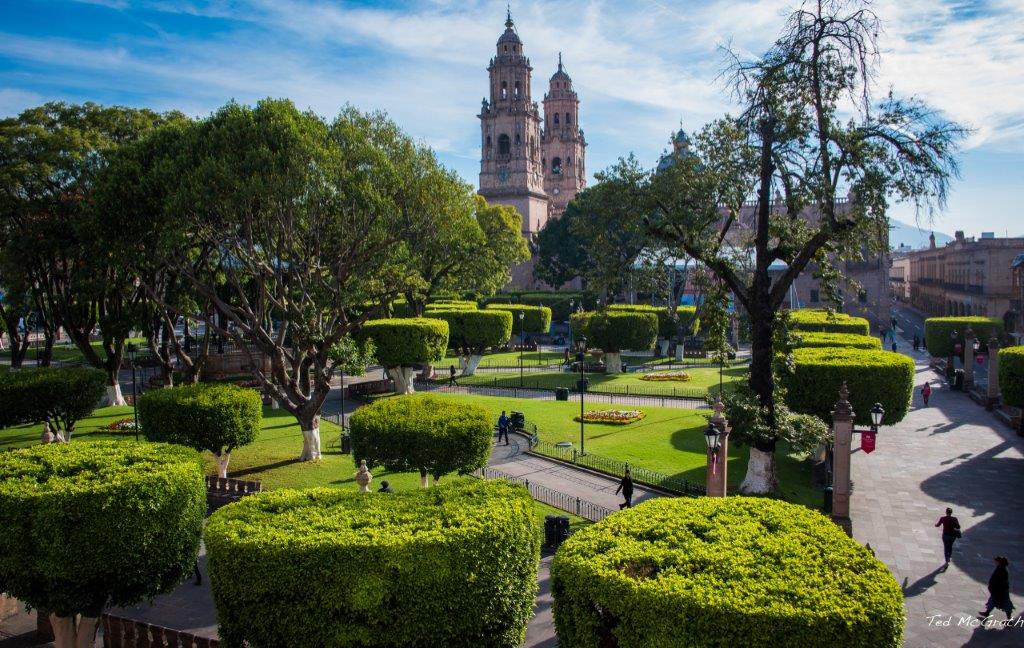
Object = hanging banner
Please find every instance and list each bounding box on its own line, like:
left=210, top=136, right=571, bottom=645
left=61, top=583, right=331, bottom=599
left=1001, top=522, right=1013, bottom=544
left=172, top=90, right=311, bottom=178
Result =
left=861, top=431, right=876, bottom=454
left=976, top=354, right=985, bottom=365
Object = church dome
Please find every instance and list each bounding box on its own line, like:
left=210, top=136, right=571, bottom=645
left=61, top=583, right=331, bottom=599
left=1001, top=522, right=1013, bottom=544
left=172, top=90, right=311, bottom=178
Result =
left=498, top=12, right=521, bottom=45
left=550, top=53, right=571, bottom=83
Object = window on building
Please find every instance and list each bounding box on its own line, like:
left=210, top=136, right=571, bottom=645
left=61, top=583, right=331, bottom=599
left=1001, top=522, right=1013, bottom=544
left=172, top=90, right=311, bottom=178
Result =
left=504, top=45, right=508, bottom=53
left=542, top=158, right=546, bottom=172
left=486, top=135, right=492, bottom=148
left=501, top=82, right=507, bottom=100
left=566, top=112, right=571, bottom=125
left=552, top=157, right=562, bottom=174
left=498, top=134, right=510, bottom=155
left=554, top=113, right=559, bottom=125
left=810, top=289, right=820, bottom=302
left=515, top=133, right=521, bottom=145
left=514, top=81, right=521, bottom=98
left=858, top=290, right=868, bottom=304
left=566, top=156, right=571, bottom=166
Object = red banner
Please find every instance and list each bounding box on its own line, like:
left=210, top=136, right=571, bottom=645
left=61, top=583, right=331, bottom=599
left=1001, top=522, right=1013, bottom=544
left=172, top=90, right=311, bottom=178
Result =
left=861, top=431, right=877, bottom=454
left=976, top=354, right=985, bottom=365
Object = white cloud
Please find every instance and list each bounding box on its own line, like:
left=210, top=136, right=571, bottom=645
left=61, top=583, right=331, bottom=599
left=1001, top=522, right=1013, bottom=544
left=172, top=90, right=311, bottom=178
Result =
left=0, top=88, right=44, bottom=116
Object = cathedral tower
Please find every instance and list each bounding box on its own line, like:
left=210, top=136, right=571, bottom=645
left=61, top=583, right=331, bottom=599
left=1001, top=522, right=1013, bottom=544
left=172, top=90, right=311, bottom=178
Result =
left=541, top=53, right=586, bottom=216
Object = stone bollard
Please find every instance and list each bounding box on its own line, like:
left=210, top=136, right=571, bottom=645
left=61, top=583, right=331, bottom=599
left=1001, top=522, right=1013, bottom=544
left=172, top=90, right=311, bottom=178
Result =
left=705, top=399, right=729, bottom=497
left=354, top=459, right=372, bottom=493
left=40, top=422, right=55, bottom=445
left=963, top=327, right=976, bottom=389
left=830, top=383, right=855, bottom=536
left=987, top=337, right=1001, bottom=409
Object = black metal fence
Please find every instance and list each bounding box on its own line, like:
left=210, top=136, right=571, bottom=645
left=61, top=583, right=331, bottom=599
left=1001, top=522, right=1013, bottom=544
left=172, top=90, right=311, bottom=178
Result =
left=475, top=465, right=613, bottom=522
left=460, top=374, right=711, bottom=399
left=417, top=381, right=708, bottom=409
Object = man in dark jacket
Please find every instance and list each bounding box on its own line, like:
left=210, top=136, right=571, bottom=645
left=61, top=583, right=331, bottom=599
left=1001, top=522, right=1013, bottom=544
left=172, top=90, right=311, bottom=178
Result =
left=615, top=468, right=634, bottom=509
left=980, top=556, right=1014, bottom=619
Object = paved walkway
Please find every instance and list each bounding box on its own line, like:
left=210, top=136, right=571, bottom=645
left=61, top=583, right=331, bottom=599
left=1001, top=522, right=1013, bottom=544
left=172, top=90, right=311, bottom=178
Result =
left=851, top=325, right=1024, bottom=647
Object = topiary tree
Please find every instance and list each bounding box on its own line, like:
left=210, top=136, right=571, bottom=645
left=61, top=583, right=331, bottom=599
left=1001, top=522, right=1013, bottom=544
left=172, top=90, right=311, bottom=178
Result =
left=206, top=480, right=540, bottom=648
left=138, top=383, right=262, bottom=477
left=0, top=367, right=106, bottom=437
left=552, top=497, right=903, bottom=648
left=349, top=394, right=492, bottom=487
left=782, top=347, right=915, bottom=426
left=924, top=316, right=1004, bottom=359
left=359, top=318, right=448, bottom=394
left=791, top=331, right=883, bottom=350
left=999, top=346, right=1024, bottom=410
left=607, top=303, right=699, bottom=342
left=430, top=309, right=513, bottom=375
left=788, top=309, right=871, bottom=336
left=571, top=311, right=659, bottom=373
left=0, top=441, right=205, bottom=648
left=485, top=304, right=552, bottom=338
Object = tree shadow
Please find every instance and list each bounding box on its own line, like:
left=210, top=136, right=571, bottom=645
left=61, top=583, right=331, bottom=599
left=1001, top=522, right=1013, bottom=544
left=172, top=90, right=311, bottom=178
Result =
left=230, top=457, right=302, bottom=478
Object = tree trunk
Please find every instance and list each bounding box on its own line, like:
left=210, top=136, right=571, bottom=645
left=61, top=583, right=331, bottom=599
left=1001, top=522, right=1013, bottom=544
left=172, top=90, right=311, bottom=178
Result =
left=389, top=367, right=416, bottom=394
left=298, top=413, right=322, bottom=461
left=419, top=467, right=430, bottom=488
left=460, top=354, right=483, bottom=376
left=39, top=333, right=54, bottom=367
left=739, top=448, right=779, bottom=494
left=49, top=614, right=99, bottom=648
left=104, top=379, right=126, bottom=407
left=740, top=309, right=779, bottom=494
left=216, top=451, right=231, bottom=478
left=604, top=352, right=623, bottom=374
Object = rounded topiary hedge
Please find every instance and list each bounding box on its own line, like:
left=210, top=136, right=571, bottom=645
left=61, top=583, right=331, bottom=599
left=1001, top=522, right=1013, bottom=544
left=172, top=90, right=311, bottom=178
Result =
left=551, top=497, right=903, bottom=648
left=789, top=309, right=870, bottom=336
left=429, top=309, right=513, bottom=375
left=782, top=347, right=914, bottom=425
left=792, top=331, right=883, bottom=350
left=138, top=383, right=261, bottom=477
left=483, top=292, right=596, bottom=321
left=349, top=394, right=492, bottom=485
left=607, top=304, right=698, bottom=338
left=427, top=299, right=478, bottom=310
left=206, top=479, right=540, bottom=648
left=924, top=316, right=1004, bottom=358
left=0, top=441, right=205, bottom=618
left=359, top=318, right=448, bottom=367
left=571, top=311, right=659, bottom=373
left=485, top=304, right=552, bottom=334
left=999, top=345, right=1024, bottom=408
left=0, top=366, right=106, bottom=434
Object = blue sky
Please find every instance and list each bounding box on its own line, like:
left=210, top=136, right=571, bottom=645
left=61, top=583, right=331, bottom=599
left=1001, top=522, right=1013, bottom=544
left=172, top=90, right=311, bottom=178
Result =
left=2, top=0, right=1022, bottom=239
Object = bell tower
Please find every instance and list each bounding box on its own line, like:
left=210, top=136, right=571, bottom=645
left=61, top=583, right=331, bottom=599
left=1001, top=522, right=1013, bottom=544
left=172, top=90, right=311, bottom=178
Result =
left=478, top=10, right=549, bottom=236
left=541, top=53, right=586, bottom=216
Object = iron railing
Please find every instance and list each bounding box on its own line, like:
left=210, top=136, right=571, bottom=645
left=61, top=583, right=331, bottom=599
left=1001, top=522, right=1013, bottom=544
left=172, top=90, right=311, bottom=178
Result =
left=475, top=466, right=613, bottom=522
left=417, top=381, right=709, bottom=409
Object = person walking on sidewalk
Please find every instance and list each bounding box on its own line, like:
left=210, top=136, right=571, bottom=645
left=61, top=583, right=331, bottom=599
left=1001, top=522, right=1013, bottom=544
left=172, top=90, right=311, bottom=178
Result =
left=497, top=411, right=510, bottom=446
left=891, top=341, right=898, bottom=352
left=912, top=334, right=920, bottom=351
left=979, top=556, right=1015, bottom=620
left=922, top=382, right=932, bottom=407
left=615, top=468, right=634, bottom=509
left=935, top=507, right=961, bottom=569
left=448, top=365, right=458, bottom=386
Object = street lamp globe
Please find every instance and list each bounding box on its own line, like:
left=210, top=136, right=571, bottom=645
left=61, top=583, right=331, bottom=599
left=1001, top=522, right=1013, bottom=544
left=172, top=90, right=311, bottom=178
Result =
left=870, top=402, right=885, bottom=428
left=704, top=420, right=721, bottom=452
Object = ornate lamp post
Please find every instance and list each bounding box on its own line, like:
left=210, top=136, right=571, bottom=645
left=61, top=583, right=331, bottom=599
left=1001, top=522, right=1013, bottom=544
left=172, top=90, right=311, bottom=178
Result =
left=519, top=310, right=525, bottom=387
left=568, top=299, right=575, bottom=353
left=577, top=335, right=588, bottom=455
left=704, top=399, right=729, bottom=497
left=127, top=342, right=139, bottom=441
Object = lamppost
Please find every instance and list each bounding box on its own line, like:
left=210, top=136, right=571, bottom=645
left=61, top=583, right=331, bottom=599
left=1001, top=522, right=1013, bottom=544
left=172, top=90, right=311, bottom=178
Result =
left=870, top=402, right=885, bottom=432
left=519, top=310, right=525, bottom=387
left=577, top=335, right=588, bottom=455
left=949, top=329, right=959, bottom=378
left=704, top=420, right=721, bottom=470
left=568, top=299, right=575, bottom=351
left=127, top=342, right=139, bottom=441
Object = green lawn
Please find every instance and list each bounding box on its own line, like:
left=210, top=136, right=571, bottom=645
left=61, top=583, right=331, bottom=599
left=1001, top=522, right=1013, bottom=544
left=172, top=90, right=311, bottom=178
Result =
left=0, top=337, right=146, bottom=363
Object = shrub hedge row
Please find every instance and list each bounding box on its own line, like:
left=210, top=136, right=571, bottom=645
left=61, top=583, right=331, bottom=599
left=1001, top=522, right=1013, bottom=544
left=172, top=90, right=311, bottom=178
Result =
left=924, top=316, right=1004, bottom=358
left=428, top=309, right=513, bottom=355
left=551, top=497, right=903, bottom=648
left=206, top=480, right=540, bottom=648
left=999, top=345, right=1024, bottom=408
left=791, top=331, right=882, bottom=350
left=570, top=311, right=659, bottom=353
left=485, top=304, right=552, bottom=334
left=138, top=383, right=261, bottom=459
left=789, top=309, right=871, bottom=336
left=606, top=304, right=699, bottom=338
left=0, top=441, right=206, bottom=616
left=482, top=292, right=597, bottom=320
left=358, top=318, right=448, bottom=367
left=0, top=367, right=106, bottom=433
left=782, top=347, right=914, bottom=425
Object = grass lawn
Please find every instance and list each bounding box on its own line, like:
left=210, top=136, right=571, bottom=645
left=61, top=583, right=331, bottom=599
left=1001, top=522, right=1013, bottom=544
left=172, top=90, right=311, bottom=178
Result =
left=0, top=337, right=147, bottom=363
left=442, top=349, right=567, bottom=368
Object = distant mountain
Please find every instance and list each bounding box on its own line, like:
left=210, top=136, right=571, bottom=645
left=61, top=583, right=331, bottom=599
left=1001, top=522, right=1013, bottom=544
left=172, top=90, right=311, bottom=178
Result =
left=889, top=220, right=952, bottom=251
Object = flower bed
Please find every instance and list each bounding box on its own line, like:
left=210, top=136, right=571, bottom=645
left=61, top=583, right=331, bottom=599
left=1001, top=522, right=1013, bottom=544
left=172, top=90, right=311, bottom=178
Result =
left=233, top=379, right=262, bottom=390
left=105, top=417, right=138, bottom=431
left=640, top=370, right=691, bottom=382
left=573, top=409, right=646, bottom=425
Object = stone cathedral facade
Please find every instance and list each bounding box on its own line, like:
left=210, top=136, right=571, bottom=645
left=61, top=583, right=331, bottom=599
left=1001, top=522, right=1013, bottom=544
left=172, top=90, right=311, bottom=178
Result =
left=478, top=12, right=586, bottom=287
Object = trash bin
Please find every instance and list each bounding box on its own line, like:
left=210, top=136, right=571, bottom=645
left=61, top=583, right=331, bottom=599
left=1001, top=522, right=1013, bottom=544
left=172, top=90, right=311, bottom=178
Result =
left=555, top=516, right=571, bottom=546
left=544, top=515, right=558, bottom=547
left=341, top=433, right=352, bottom=455
left=953, top=369, right=965, bottom=391
left=823, top=486, right=833, bottom=514
left=576, top=378, right=589, bottom=392
left=510, top=411, right=525, bottom=430
left=555, top=387, right=569, bottom=401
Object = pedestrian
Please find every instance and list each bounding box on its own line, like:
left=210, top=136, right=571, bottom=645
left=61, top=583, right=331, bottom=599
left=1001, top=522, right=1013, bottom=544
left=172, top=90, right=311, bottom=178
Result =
left=912, top=334, right=920, bottom=351
left=979, top=556, right=1015, bottom=620
left=497, top=410, right=510, bottom=446
left=378, top=480, right=393, bottom=494
left=615, top=468, right=634, bottom=509
left=921, top=381, right=932, bottom=407
left=891, top=341, right=898, bottom=352
left=564, top=348, right=571, bottom=366
left=448, top=364, right=457, bottom=386
left=935, top=507, right=961, bottom=569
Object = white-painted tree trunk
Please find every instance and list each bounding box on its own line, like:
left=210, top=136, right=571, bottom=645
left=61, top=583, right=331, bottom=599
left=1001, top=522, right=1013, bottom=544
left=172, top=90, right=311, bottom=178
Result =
left=419, top=469, right=430, bottom=488
left=460, top=355, right=483, bottom=376
left=389, top=367, right=416, bottom=394
left=299, top=426, right=322, bottom=461
left=675, top=343, right=686, bottom=361
left=50, top=614, right=99, bottom=648
left=105, top=383, right=126, bottom=407
left=420, top=364, right=435, bottom=380
left=739, top=448, right=779, bottom=494
left=216, top=452, right=231, bottom=478
left=657, top=339, right=670, bottom=356
left=604, top=352, right=623, bottom=374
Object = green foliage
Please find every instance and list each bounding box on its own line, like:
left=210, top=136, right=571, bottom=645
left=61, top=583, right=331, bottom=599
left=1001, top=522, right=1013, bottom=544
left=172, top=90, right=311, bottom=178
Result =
left=328, top=334, right=377, bottom=377
left=428, top=299, right=478, bottom=310
left=349, top=394, right=492, bottom=480
left=924, top=316, right=1004, bottom=358
left=788, top=309, right=871, bottom=336
left=486, top=304, right=552, bottom=334
left=359, top=318, right=448, bottom=367
left=533, top=201, right=591, bottom=289
left=138, top=383, right=261, bottom=456
left=999, top=346, right=1024, bottom=408
left=571, top=311, right=659, bottom=353
left=206, top=479, right=540, bottom=648
left=607, top=304, right=698, bottom=338
left=0, top=367, right=106, bottom=432
left=718, top=385, right=830, bottom=454
left=0, top=441, right=205, bottom=616
left=792, top=331, right=882, bottom=350
left=782, top=347, right=914, bottom=425
left=483, top=292, right=596, bottom=321
left=551, top=497, right=903, bottom=648
left=430, top=309, right=513, bottom=354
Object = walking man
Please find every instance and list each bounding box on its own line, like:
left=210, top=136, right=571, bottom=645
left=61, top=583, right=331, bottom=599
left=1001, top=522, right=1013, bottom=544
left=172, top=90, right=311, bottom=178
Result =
left=615, top=468, right=634, bottom=509
left=935, top=507, right=961, bottom=569
left=912, top=334, right=920, bottom=351
left=979, top=556, right=1015, bottom=620
left=497, top=410, right=510, bottom=446
left=921, top=382, right=932, bottom=407
left=448, top=365, right=458, bottom=386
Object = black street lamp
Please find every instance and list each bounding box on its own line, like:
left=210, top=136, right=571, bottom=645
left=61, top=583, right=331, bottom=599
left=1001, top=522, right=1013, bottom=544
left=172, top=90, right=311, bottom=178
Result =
left=127, top=342, right=139, bottom=442
left=568, top=299, right=575, bottom=353
left=577, top=335, right=588, bottom=455
left=519, top=310, right=525, bottom=387
left=870, top=402, right=884, bottom=432
left=704, top=419, right=721, bottom=456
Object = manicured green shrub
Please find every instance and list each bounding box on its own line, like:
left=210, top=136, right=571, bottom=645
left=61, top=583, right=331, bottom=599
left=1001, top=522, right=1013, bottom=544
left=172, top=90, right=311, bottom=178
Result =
left=999, top=345, right=1024, bottom=408
left=782, top=347, right=914, bottom=425
left=0, top=441, right=205, bottom=640
left=570, top=311, right=659, bottom=373
left=358, top=318, right=448, bottom=393
left=924, top=316, right=1004, bottom=358
left=427, top=299, right=478, bottom=310
left=485, top=304, right=552, bottom=334
left=0, top=366, right=106, bottom=435
left=792, top=331, right=882, bottom=350
left=206, top=479, right=540, bottom=648
left=138, top=383, right=261, bottom=477
left=789, top=308, right=870, bottom=335
left=482, top=292, right=596, bottom=320
left=607, top=304, right=699, bottom=338
left=349, top=394, right=492, bottom=485
left=551, top=497, right=903, bottom=648
left=429, top=309, right=513, bottom=375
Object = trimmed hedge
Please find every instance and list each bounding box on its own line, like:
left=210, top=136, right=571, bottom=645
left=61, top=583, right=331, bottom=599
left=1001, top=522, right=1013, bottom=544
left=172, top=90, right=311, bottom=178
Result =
left=485, top=304, right=552, bottom=334
left=483, top=292, right=597, bottom=321
left=206, top=479, right=540, bottom=648
left=358, top=318, right=448, bottom=367
left=138, top=383, right=261, bottom=457
left=570, top=311, right=659, bottom=353
left=551, top=497, right=903, bottom=648
left=924, top=316, right=1004, bottom=358
left=999, top=345, right=1024, bottom=408
left=0, top=441, right=205, bottom=616
left=0, top=367, right=106, bottom=433
left=427, top=299, right=478, bottom=310
left=792, top=331, right=883, bottom=350
left=782, top=347, right=914, bottom=425
left=607, top=304, right=698, bottom=338
left=349, top=394, right=492, bottom=481
left=789, top=309, right=870, bottom=336
left=429, top=309, right=513, bottom=354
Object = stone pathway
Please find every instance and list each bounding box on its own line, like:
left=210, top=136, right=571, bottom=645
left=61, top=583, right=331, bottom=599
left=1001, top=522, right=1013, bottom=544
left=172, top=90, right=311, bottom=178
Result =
left=851, top=327, right=1024, bottom=647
